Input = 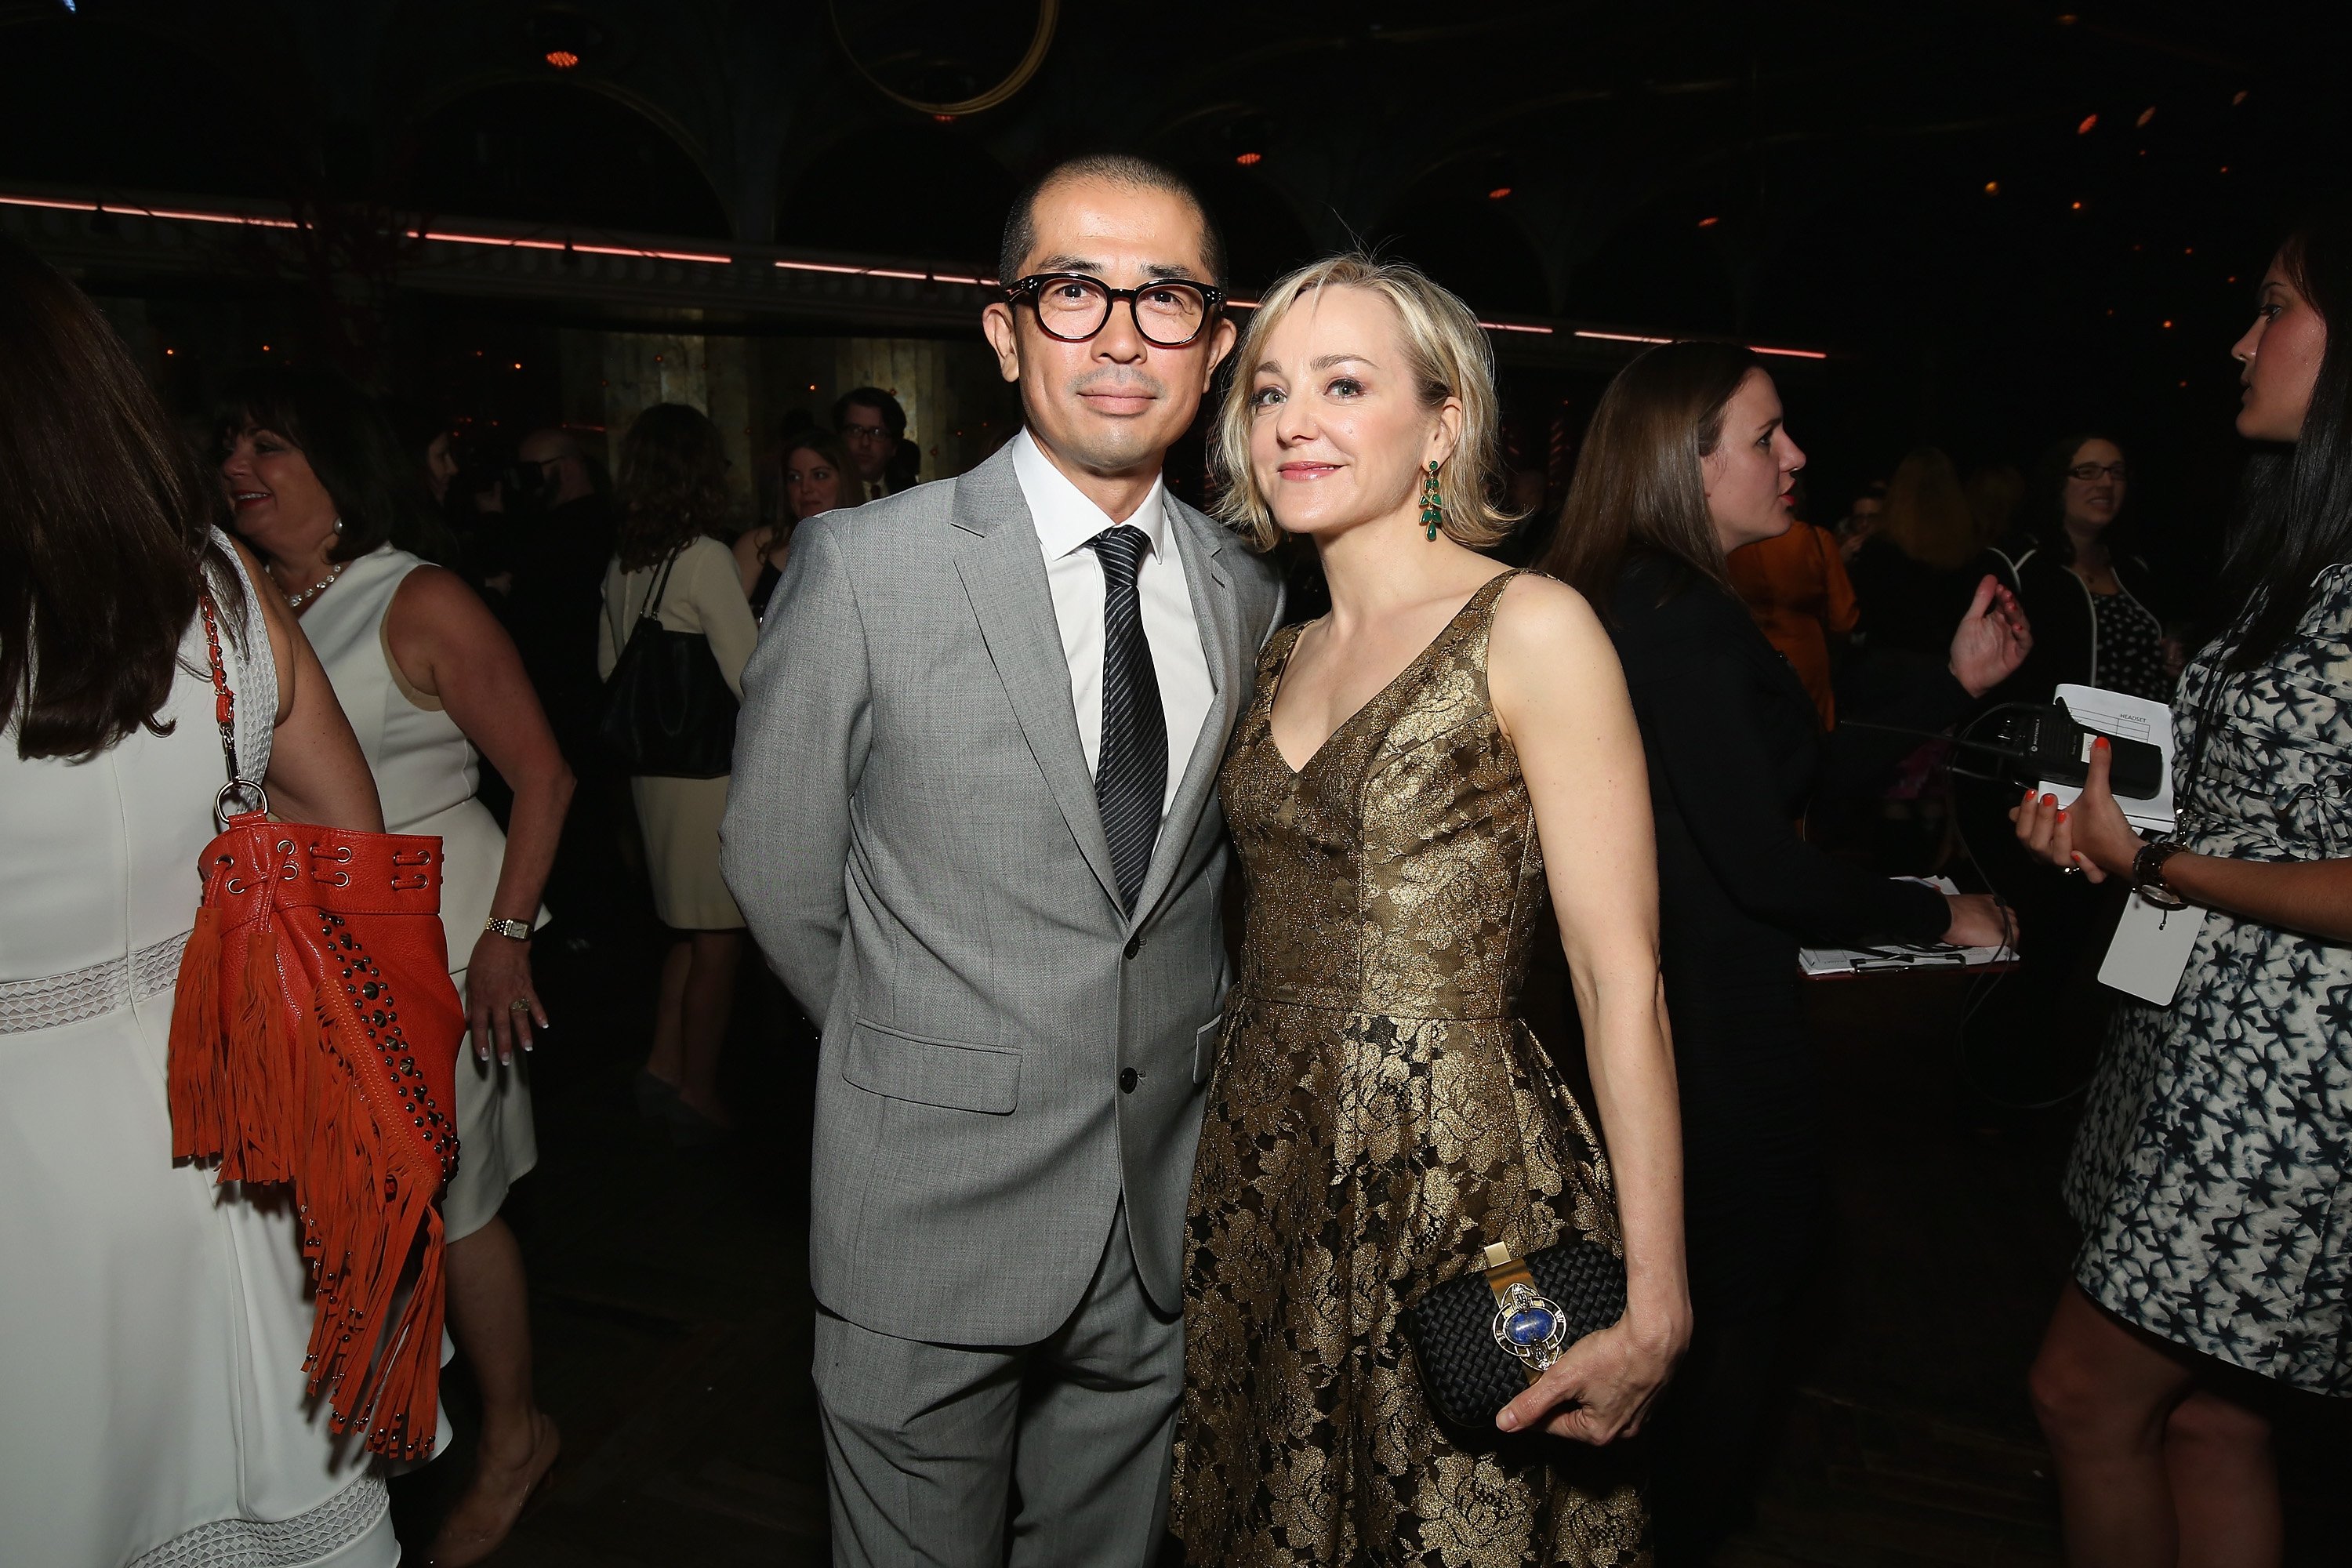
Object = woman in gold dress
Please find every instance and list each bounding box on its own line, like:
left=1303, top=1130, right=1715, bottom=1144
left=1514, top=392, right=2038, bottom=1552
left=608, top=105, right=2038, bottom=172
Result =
left=1174, top=256, right=1689, bottom=1564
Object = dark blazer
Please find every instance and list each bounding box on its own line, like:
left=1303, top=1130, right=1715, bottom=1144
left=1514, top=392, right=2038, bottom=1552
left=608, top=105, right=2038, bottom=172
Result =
left=1605, top=553, right=1953, bottom=1296
left=1608, top=554, right=1952, bottom=977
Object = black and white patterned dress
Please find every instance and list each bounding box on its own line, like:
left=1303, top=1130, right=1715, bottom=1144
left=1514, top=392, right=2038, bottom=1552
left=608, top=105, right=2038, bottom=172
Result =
left=2066, top=564, right=2352, bottom=1394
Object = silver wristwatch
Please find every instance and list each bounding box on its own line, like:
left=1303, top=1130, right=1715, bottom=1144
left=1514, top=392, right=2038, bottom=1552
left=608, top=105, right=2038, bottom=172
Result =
left=483, top=916, right=532, bottom=941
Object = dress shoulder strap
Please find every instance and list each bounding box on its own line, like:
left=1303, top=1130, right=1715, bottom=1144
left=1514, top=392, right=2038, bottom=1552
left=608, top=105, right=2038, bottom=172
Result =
left=210, top=527, right=278, bottom=785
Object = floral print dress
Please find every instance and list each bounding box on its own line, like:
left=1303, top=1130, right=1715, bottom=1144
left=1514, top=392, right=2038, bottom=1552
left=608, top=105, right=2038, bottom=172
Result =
left=2067, top=564, right=2352, bottom=1394
left=1174, top=573, right=1646, bottom=1566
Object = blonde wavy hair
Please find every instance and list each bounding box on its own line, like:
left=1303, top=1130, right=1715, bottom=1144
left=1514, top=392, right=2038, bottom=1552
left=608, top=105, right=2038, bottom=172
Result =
left=1209, top=252, right=1520, bottom=552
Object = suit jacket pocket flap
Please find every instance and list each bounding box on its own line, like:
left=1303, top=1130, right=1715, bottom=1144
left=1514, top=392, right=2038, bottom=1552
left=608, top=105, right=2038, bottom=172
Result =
left=1192, top=1016, right=1224, bottom=1084
left=844, top=1018, right=1019, bottom=1114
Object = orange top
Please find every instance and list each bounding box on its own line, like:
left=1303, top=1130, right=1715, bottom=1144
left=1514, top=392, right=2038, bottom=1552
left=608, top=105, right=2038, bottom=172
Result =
left=1726, top=521, right=1858, bottom=729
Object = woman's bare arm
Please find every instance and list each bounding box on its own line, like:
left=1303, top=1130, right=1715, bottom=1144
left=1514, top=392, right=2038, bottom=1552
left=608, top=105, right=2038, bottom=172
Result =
left=1486, top=572, right=1690, bottom=1443
left=387, top=565, right=575, bottom=1061
left=232, top=539, right=382, bottom=831
left=2016, top=736, right=2352, bottom=940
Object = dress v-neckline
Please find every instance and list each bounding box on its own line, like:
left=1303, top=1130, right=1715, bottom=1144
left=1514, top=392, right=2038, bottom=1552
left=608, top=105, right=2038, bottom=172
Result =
left=1265, top=572, right=1514, bottom=779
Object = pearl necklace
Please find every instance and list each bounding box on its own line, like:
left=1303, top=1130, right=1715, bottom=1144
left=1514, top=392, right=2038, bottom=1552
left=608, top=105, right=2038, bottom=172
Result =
left=283, top=558, right=346, bottom=610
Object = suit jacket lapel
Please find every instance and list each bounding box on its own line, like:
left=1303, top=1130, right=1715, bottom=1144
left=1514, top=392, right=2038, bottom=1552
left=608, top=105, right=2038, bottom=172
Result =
left=950, top=447, right=1125, bottom=915
left=1131, top=498, right=1244, bottom=927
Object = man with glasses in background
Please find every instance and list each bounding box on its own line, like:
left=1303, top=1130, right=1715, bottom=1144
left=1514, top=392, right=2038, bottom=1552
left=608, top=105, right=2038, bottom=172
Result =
left=724, top=154, right=1283, bottom=1566
left=834, top=386, right=909, bottom=499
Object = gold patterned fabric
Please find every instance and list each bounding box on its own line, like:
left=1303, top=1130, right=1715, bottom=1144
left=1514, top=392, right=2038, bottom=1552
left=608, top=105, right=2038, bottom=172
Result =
left=1174, top=572, right=1647, bottom=1566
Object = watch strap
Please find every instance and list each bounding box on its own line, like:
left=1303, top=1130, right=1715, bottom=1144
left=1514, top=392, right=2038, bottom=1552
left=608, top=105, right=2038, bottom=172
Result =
left=482, top=916, right=532, bottom=941
left=2132, top=841, right=2188, bottom=909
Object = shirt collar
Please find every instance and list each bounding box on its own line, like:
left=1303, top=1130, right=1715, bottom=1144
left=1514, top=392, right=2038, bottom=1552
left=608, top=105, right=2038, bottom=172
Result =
left=1011, top=428, right=1167, bottom=563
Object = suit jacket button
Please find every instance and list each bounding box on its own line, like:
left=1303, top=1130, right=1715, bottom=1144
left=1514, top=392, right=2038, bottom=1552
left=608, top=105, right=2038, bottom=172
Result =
left=1123, top=935, right=1142, bottom=959
left=1119, top=1067, right=1138, bottom=1094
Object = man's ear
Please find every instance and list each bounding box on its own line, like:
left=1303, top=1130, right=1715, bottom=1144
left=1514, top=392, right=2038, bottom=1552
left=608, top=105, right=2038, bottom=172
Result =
left=982, top=304, right=1022, bottom=385
left=1199, top=314, right=1240, bottom=390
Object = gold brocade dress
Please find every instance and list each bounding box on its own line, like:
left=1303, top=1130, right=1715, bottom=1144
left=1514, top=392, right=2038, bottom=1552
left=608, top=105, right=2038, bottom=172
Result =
left=1174, top=572, right=1646, bottom=1566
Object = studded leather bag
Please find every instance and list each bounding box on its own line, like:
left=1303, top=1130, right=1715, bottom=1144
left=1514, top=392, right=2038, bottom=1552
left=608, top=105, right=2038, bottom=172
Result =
left=166, top=592, right=463, bottom=1461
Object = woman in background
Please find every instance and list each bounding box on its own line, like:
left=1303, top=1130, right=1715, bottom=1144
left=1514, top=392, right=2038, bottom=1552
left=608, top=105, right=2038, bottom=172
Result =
left=735, top=426, right=861, bottom=620
left=601, top=403, right=759, bottom=1137
left=2015, top=203, right=2352, bottom=1568
left=220, top=368, right=572, bottom=1566
left=1542, top=341, right=2027, bottom=1563
left=0, top=238, right=395, bottom=1566
left=1848, top=445, right=1987, bottom=662
left=1987, top=434, right=2172, bottom=703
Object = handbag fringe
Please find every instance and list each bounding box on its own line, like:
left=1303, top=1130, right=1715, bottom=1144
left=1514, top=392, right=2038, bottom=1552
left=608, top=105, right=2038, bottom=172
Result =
left=167, top=906, right=448, bottom=1460
left=167, top=905, right=225, bottom=1163
left=298, top=970, right=444, bottom=1458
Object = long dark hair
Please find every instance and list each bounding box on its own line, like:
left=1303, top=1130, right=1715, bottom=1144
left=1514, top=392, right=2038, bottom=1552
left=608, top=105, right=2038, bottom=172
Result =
left=1, top=236, right=242, bottom=761
left=216, top=368, right=454, bottom=565
left=2219, top=201, right=2352, bottom=671
left=2021, top=432, right=2129, bottom=566
left=615, top=403, right=731, bottom=571
left=1540, top=339, right=1760, bottom=610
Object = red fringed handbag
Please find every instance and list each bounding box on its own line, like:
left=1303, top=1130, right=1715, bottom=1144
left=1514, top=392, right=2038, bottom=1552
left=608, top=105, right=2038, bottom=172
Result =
left=168, top=591, right=463, bottom=1461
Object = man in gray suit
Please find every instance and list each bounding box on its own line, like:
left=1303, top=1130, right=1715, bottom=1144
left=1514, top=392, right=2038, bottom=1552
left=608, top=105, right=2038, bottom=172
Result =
left=721, top=154, right=1283, bottom=1566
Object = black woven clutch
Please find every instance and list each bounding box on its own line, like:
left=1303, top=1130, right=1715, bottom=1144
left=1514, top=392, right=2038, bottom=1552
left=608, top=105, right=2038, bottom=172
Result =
left=1402, top=1240, right=1627, bottom=1435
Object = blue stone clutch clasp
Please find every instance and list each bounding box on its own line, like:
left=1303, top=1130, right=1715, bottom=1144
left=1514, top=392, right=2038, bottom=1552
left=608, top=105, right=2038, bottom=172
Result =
left=1490, top=1279, right=1570, bottom=1373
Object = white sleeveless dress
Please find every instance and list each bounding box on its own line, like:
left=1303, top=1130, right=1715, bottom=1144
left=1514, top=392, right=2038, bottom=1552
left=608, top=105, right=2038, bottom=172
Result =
left=300, top=545, right=538, bottom=1242
left=0, top=539, right=397, bottom=1566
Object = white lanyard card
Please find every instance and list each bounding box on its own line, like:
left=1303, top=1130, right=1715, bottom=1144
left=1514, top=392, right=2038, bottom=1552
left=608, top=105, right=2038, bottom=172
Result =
left=2098, top=889, right=2206, bottom=1005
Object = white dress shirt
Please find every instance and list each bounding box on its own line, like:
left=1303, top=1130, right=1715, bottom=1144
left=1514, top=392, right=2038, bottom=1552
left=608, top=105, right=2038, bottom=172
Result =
left=1011, top=429, right=1212, bottom=820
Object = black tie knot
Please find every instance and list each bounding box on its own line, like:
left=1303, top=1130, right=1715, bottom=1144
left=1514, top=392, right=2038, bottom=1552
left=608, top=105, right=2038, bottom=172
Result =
left=1087, top=524, right=1151, bottom=587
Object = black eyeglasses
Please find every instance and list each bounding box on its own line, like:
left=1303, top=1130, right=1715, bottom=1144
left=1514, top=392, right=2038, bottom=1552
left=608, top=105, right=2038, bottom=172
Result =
left=1005, top=272, right=1225, bottom=349
left=2067, top=462, right=2129, bottom=481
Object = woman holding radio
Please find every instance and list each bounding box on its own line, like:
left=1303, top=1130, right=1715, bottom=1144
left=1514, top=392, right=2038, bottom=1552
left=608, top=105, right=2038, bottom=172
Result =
left=2015, top=201, right=2352, bottom=1567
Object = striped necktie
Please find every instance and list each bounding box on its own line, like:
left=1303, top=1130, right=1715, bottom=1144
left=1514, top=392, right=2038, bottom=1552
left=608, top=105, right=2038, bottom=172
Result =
left=1086, top=524, right=1167, bottom=915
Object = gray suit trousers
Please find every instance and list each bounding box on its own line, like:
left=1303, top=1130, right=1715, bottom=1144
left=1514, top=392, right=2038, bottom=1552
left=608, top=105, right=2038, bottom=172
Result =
left=815, top=1204, right=1181, bottom=1568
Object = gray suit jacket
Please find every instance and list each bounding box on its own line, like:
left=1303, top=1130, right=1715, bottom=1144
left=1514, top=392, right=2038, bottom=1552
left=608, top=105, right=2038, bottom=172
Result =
left=721, top=441, right=1285, bottom=1345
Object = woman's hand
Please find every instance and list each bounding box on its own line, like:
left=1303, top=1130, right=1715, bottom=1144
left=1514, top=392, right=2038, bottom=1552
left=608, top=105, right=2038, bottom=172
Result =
left=1947, top=575, right=2033, bottom=698
left=466, top=929, right=545, bottom=1065
left=1497, top=1307, right=1687, bottom=1444
left=1941, top=892, right=2016, bottom=947
left=2010, top=735, right=2139, bottom=880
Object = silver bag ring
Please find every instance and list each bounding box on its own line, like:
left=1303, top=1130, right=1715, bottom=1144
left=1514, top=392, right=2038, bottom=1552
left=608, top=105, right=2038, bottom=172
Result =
left=213, top=779, right=269, bottom=830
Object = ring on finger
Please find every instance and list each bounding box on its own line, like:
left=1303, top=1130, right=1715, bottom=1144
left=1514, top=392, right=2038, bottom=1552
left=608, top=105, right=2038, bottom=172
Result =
left=509, top=997, right=532, bottom=1012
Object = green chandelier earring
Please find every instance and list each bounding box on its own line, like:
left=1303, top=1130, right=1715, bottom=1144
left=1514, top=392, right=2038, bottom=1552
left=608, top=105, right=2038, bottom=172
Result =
left=1421, top=459, right=1443, bottom=541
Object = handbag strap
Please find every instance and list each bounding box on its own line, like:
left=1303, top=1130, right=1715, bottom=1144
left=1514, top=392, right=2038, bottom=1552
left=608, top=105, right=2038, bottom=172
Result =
left=196, top=590, right=268, bottom=825
left=639, top=547, right=684, bottom=622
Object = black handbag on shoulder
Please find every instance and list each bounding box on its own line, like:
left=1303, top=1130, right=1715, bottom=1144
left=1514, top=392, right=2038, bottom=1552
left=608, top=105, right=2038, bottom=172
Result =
left=598, top=547, right=739, bottom=779
left=1403, top=1237, right=1627, bottom=1436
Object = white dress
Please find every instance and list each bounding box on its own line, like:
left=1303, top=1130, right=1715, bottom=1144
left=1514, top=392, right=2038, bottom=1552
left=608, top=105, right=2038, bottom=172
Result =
left=301, top=545, right=538, bottom=1242
left=597, top=537, right=758, bottom=931
left=0, top=543, right=397, bottom=1566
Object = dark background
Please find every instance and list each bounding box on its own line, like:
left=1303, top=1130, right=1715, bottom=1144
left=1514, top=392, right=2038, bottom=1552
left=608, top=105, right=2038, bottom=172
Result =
left=7, top=0, right=2348, bottom=619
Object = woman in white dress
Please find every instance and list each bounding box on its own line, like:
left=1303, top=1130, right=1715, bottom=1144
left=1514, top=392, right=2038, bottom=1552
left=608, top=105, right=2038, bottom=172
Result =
left=220, top=371, right=575, bottom=1566
left=599, top=404, right=759, bottom=1138
left=0, top=240, right=396, bottom=1565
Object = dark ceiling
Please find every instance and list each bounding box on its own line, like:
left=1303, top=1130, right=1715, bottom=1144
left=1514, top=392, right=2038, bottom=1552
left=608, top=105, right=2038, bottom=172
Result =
left=2, top=0, right=2346, bottom=571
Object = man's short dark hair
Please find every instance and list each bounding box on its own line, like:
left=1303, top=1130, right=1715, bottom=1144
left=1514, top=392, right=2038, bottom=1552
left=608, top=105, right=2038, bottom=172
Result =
left=833, top=387, right=906, bottom=441
left=996, top=153, right=1226, bottom=290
